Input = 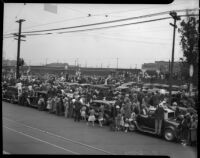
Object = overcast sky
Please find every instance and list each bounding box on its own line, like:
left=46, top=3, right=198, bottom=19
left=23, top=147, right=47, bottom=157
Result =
left=3, top=0, right=199, bottom=68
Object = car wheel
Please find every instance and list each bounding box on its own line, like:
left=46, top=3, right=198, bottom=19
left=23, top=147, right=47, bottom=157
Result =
left=164, top=129, right=175, bottom=141
left=10, top=98, right=14, bottom=104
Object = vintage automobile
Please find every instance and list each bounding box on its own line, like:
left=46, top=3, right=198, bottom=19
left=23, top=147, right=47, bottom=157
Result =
left=2, top=86, right=19, bottom=104
left=121, top=82, right=137, bottom=87
left=134, top=107, right=180, bottom=142
left=29, top=90, right=48, bottom=108
left=90, top=100, right=116, bottom=125
left=115, top=86, right=130, bottom=94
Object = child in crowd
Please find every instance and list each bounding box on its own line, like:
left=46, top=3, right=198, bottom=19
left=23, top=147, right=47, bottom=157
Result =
left=98, top=109, right=104, bottom=127
left=46, top=97, right=52, bottom=113
left=124, top=118, right=129, bottom=133
left=80, top=105, right=87, bottom=121
left=87, top=107, right=96, bottom=126
left=128, top=112, right=136, bottom=131
left=120, top=113, right=125, bottom=131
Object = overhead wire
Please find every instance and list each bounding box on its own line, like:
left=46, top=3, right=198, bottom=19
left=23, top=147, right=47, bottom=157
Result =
left=15, top=17, right=170, bottom=37
left=3, top=13, right=199, bottom=39
left=3, top=13, right=198, bottom=40
left=44, top=14, right=199, bottom=35
left=4, top=8, right=199, bottom=36
left=1, top=5, right=172, bottom=33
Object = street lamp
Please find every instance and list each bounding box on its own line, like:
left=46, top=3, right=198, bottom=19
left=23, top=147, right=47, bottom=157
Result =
left=168, top=11, right=181, bottom=106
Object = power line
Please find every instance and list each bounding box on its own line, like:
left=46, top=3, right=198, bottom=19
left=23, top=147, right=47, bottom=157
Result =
left=3, top=13, right=198, bottom=39
left=4, top=8, right=199, bottom=36
left=14, top=17, right=173, bottom=36
left=22, top=8, right=200, bottom=34
left=49, top=14, right=199, bottom=35
left=1, top=5, right=176, bottom=33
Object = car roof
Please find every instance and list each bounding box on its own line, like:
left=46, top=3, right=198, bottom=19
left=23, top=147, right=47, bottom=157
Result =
left=92, top=100, right=116, bottom=105
left=116, top=86, right=129, bottom=90
left=91, top=84, right=109, bottom=89
left=121, top=82, right=136, bottom=86
left=80, top=83, right=91, bottom=86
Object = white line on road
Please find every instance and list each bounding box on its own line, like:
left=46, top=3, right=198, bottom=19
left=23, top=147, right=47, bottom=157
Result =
left=3, top=125, right=79, bottom=155
left=3, top=117, right=114, bottom=155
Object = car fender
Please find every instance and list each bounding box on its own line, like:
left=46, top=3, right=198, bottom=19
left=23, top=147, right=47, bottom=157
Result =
left=133, top=120, right=157, bottom=134
left=164, top=126, right=177, bottom=138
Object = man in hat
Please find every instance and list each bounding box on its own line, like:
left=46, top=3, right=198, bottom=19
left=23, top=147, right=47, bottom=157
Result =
left=154, top=101, right=167, bottom=136
left=63, top=95, right=69, bottom=118
left=74, top=98, right=82, bottom=122
left=179, top=113, right=191, bottom=146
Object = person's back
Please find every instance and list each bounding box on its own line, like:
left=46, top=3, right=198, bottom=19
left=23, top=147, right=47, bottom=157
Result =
left=155, top=106, right=165, bottom=120
left=89, top=108, right=95, bottom=116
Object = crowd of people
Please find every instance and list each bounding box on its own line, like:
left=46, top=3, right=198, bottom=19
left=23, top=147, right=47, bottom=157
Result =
left=2, top=71, right=198, bottom=146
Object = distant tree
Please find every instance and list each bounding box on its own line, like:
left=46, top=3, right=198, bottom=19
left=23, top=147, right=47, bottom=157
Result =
left=178, top=12, right=199, bottom=86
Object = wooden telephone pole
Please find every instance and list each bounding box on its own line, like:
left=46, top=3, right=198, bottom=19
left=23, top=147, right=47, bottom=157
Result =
left=14, top=19, right=26, bottom=79
left=168, top=12, right=180, bottom=105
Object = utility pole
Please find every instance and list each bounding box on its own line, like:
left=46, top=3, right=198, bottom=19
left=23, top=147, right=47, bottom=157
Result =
left=116, top=58, right=119, bottom=69
left=169, top=11, right=181, bottom=105
left=14, top=19, right=26, bottom=79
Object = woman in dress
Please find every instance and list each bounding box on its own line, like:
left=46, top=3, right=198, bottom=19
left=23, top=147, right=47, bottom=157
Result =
left=87, top=107, right=96, bottom=126
left=80, top=105, right=87, bottom=121
left=46, top=97, right=52, bottom=113
left=98, top=109, right=104, bottom=127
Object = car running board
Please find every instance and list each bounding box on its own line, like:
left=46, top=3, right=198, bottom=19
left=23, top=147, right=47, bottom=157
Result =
left=134, top=121, right=157, bottom=135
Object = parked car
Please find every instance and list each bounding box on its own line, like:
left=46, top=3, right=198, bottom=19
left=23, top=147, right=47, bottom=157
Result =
left=115, top=86, right=130, bottom=94
left=29, top=90, right=48, bottom=108
left=2, top=86, right=19, bottom=104
left=134, top=107, right=180, bottom=142
left=121, top=82, right=137, bottom=87
left=90, top=100, right=116, bottom=125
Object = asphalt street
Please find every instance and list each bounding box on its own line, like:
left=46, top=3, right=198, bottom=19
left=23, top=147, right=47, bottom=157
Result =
left=2, top=101, right=197, bottom=156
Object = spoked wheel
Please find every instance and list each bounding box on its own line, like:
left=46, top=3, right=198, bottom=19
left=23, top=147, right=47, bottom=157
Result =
left=10, top=96, right=15, bottom=104
left=10, top=98, right=14, bottom=104
left=164, top=129, right=175, bottom=141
